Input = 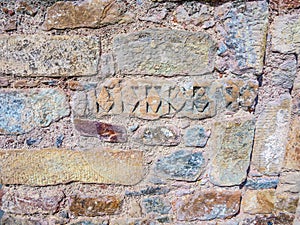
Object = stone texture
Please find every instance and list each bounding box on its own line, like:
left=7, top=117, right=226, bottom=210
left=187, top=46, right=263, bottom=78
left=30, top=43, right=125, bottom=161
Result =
left=209, top=116, right=255, bottom=186
left=154, top=150, right=205, bottom=181
left=275, top=193, right=299, bottom=214
left=113, top=29, right=216, bottom=76
left=0, top=35, right=99, bottom=76
left=70, top=195, right=122, bottom=216
left=141, top=197, right=171, bottom=215
left=75, top=78, right=258, bottom=120
left=0, top=149, right=144, bottom=186
left=174, top=190, right=241, bottom=221
left=271, top=0, right=300, bottom=10
left=241, top=213, right=295, bottom=225
left=184, top=125, right=210, bottom=147
left=215, top=1, right=268, bottom=75
left=125, top=186, right=170, bottom=197
left=43, top=0, right=127, bottom=30
left=252, top=94, right=291, bottom=175
left=278, top=172, right=300, bottom=194
left=272, top=13, right=300, bottom=54
left=133, top=125, right=180, bottom=146
left=1, top=187, right=65, bottom=214
left=74, top=119, right=127, bottom=143
left=245, top=178, right=279, bottom=190
left=242, top=190, right=275, bottom=214
left=0, top=89, right=70, bottom=134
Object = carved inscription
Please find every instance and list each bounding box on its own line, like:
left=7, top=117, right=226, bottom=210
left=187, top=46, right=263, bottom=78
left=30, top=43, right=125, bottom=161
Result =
left=73, top=78, right=258, bottom=120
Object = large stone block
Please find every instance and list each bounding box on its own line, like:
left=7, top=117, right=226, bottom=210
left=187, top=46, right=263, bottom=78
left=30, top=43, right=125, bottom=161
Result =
left=0, top=35, right=99, bottom=76
left=271, top=13, right=300, bottom=54
left=252, top=94, right=291, bottom=175
left=209, top=116, right=255, bottom=186
left=242, top=190, right=275, bottom=214
left=43, top=0, right=127, bottom=30
left=0, top=89, right=70, bottom=134
left=73, top=78, right=258, bottom=120
left=174, top=190, right=241, bottom=221
left=113, top=29, right=217, bottom=76
left=0, top=149, right=144, bottom=186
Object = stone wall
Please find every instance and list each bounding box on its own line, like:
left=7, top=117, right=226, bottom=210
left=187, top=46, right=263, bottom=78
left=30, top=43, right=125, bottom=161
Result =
left=0, top=0, right=299, bottom=224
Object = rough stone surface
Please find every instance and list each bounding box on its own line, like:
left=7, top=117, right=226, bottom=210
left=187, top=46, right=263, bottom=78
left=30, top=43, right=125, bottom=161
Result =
left=0, top=149, right=144, bottom=186
left=271, top=0, right=300, bottom=10
left=209, top=116, right=255, bottom=186
left=278, top=172, right=300, bottom=194
left=154, top=150, right=205, bottom=181
left=0, top=35, right=99, bottom=77
left=70, top=195, right=122, bottom=216
left=125, top=186, right=170, bottom=197
left=272, top=13, right=300, bottom=54
left=184, top=125, right=210, bottom=147
left=245, top=178, right=279, bottom=190
left=133, top=125, right=180, bottom=146
left=241, top=213, right=295, bottom=225
left=242, top=190, right=275, bottom=214
left=75, top=78, right=258, bottom=120
left=113, top=29, right=217, bottom=76
left=174, top=190, right=241, bottom=221
left=275, top=194, right=299, bottom=214
left=141, top=197, right=171, bottom=215
left=74, top=119, right=127, bottom=143
left=0, top=89, right=70, bottom=134
left=252, top=94, right=291, bottom=175
left=43, top=0, right=127, bottom=30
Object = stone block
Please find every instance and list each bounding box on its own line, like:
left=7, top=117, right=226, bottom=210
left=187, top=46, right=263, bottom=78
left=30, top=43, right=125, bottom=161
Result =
left=245, top=178, right=279, bottom=190
left=242, top=190, right=275, bottom=214
left=0, top=149, right=144, bottom=186
left=270, top=0, right=300, bottom=10
left=277, top=172, right=300, bottom=194
left=141, top=197, right=171, bottom=215
left=184, top=125, right=210, bottom=147
left=113, top=29, right=216, bottom=76
left=0, top=35, right=99, bottom=76
left=0, top=89, right=70, bottom=134
left=209, top=116, right=255, bottom=186
left=275, top=193, right=299, bottom=214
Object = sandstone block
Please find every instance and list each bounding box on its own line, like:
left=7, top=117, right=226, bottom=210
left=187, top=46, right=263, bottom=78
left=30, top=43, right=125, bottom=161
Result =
left=252, top=94, right=291, bottom=175
left=0, top=149, right=144, bottom=186
left=0, top=89, right=70, bottom=134
left=184, top=125, right=210, bottom=147
left=275, top=193, right=299, bottom=214
left=174, top=190, right=241, bottom=221
left=242, top=190, right=275, bottom=214
left=0, top=35, right=99, bottom=76
left=278, top=172, right=300, bottom=194
left=43, top=0, right=127, bottom=30
left=209, top=117, right=255, bottom=186
left=133, top=125, right=180, bottom=146
left=113, top=29, right=216, bottom=76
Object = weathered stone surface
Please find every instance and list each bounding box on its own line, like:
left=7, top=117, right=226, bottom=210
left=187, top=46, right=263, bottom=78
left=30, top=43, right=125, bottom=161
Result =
left=215, top=1, right=268, bottom=75
left=141, top=197, right=171, bottom=215
left=241, top=213, right=295, bottom=225
left=245, top=178, right=279, bottom=190
left=271, top=0, right=300, bottom=10
left=0, top=89, right=70, bottom=134
left=43, top=0, right=127, bottom=30
left=133, top=125, right=180, bottom=146
left=174, top=190, right=241, bottom=221
left=0, top=35, right=99, bottom=76
left=70, top=195, right=122, bottom=216
left=74, top=78, right=258, bottom=120
left=275, top=193, right=299, bottom=214
left=278, top=172, right=300, bottom=194
left=209, top=116, right=255, bottom=186
left=111, top=218, right=157, bottom=225
left=252, top=94, right=291, bottom=175
left=113, top=29, right=216, bottom=76
left=0, top=149, right=144, bottom=186
left=154, top=150, right=205, bottom=181
left=242, top=190, right=275, bottom=214
left=125, top=186, right=170, bottom=197
left=70, top=221, right=108, bottom=225
left=74, top=119, right=127, bottom=143
left=0, top=215, right=65, bottom=225
left=271, top=13, right=300, bottom=54
left=283, top=117, right=300, bottom=170
left=1, top=187, right=64, bottom=214
left=184, top=125, right=210, bottom=147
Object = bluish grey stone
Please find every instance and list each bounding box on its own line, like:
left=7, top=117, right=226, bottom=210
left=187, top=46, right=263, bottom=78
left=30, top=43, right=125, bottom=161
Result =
left=184, top=125, right=210, bottom=147
left=142, top=197, right=171, bottom=215
left=245, top=178, right=279, bottom=190
left=155, top=150, right=205, bottom=181
left=0, top=89, right=70, bottom=134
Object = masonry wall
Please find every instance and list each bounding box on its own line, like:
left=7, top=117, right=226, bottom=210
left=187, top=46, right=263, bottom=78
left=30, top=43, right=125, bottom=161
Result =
left=0, top=0, right=299, bottom=224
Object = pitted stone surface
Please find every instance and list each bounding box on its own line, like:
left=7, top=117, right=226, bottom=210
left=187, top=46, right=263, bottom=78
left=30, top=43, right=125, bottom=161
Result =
left=209, top=117, right=255, bottom=186
left=252, top=94, right=291, bottom=175
left=272, top=13, right=300, bottom=54
left=43, top=0, right=127, bottom=30
left=174, top=190, right=241, bottom=221
left=0, top=35, right=99, bottom=76
left=184, top=125, right=210, bottom=147
left=0, top=89, right=69, bottom=134
left=113, top=29, right=217, bottom=76
left=73, top=78, right=258, bottom=120
left=0, top=149, right=144, bottom=186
